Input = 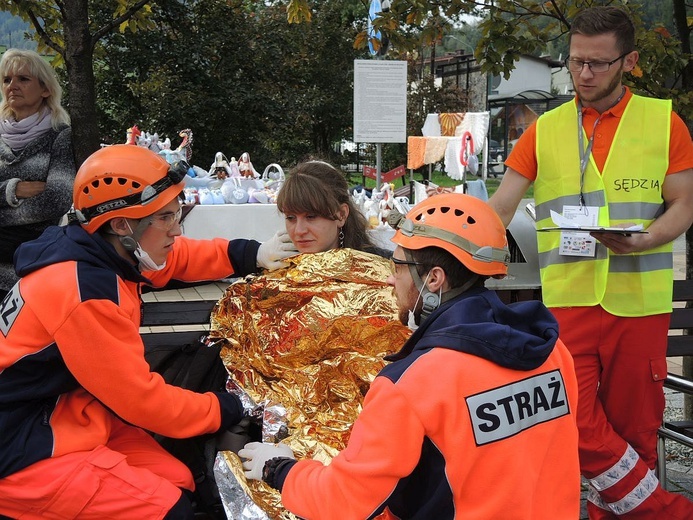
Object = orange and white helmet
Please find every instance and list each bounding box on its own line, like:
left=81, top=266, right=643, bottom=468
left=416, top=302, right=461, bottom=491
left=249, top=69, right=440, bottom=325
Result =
left=73, top=145, right=188, bottom=233
left=390, top=193, right=509, bottom=277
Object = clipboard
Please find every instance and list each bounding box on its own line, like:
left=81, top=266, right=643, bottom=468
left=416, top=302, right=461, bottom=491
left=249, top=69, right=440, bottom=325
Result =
left=538, top=226, right=648, bottom=236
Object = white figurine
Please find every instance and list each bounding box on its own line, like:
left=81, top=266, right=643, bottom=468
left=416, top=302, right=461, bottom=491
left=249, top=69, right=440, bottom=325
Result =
left=238, top=152, right=259, bottom=178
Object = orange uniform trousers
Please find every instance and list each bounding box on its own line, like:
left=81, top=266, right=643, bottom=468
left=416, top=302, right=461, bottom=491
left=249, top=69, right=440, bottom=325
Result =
left=552, top=306, right=693, bottom=519
left=0, top=421, right=193, bottom=519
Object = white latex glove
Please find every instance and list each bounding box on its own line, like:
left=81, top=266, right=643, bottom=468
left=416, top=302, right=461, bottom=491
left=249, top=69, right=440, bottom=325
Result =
left=238, top=441, right=295, bottom=481
left=256, top=230, right=299, bottom=271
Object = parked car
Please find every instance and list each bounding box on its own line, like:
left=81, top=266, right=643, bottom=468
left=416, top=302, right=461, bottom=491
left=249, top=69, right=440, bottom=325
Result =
left=487, top=139, right=505, bottom=178
left=488, top=139, right=504, bottom=163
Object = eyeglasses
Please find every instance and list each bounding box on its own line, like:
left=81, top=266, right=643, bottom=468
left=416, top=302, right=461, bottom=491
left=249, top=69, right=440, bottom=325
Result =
left=389, top=257, right=427, bottom=275
left=149, top=206, right=182, bottom=231
left=564, top=51, right=631, bottom=73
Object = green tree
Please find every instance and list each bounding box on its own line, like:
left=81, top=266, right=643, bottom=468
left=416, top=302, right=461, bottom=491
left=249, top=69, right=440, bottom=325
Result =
left=250, top=1, right=363, bottom=165
left=93, top=0, right=256, bottom=160
left=351, top=0, right=692, bottom=124
left=91, top=0, right=364, bottom=170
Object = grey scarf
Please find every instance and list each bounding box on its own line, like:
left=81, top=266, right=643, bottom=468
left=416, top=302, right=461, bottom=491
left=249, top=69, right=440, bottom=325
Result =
left=0, top=108, right=53, bottom=152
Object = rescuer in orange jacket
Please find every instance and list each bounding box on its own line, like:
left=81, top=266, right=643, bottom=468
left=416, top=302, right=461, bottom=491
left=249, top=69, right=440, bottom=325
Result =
left=239, top=193, right=581, bottom=519
left=0, top=145, right=297, bottom=519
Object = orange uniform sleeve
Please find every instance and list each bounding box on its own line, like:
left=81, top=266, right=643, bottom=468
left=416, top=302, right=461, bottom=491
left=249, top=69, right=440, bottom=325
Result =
left=145, top=237, right=236, bottom=287
left=504, top=122, right=539, bottom=181
left=669, top=112, right=693, bottom=174
left=53, top=298, right=223, bottom=439
left=281, top=376, right=425, bottom=520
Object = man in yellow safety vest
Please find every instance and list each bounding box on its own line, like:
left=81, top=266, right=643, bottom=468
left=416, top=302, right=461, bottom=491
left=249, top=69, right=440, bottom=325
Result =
left=489, top=6, right=693, bottom=519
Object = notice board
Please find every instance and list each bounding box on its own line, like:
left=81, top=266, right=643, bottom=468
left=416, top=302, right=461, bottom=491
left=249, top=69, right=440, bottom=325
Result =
left=353, top=60, right=407, bottom=143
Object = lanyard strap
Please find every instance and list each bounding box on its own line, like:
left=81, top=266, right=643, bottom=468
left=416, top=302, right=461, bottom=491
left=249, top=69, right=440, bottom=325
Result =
left=576, top=87, right=626, bottom=207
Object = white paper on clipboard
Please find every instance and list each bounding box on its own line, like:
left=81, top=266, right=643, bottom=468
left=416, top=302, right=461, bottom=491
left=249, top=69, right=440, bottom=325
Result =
left=539, top=210, right=647, bottom=235
left=538, top=226, right=647, bottom=234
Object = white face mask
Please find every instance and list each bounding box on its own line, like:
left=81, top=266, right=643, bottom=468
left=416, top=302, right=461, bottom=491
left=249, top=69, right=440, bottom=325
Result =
left=407, top=309, right=419, bottom=332
left=133, top=246, right=167, bottom=272
left=407, top=271, right=434, bottom=332
left=125, top=221, right=167, bottom=272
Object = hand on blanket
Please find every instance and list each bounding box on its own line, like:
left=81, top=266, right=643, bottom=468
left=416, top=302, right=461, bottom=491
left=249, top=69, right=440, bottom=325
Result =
left=238, top=441, right=295, bottom=481
left=256, top=231, right=299, bottom=271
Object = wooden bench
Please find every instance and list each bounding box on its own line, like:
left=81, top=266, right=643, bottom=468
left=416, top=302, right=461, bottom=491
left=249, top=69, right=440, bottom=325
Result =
left=666, top=279, right=693, bottom=357
left=141, top=297, right=219, bottom=348
left=140, top=279, right=693, bottom=357
left=139, top=276, right=547, bottom=347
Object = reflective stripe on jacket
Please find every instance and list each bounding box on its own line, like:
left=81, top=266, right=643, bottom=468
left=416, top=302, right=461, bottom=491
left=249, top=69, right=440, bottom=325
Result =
left=535, top=95, right=673, bottom=315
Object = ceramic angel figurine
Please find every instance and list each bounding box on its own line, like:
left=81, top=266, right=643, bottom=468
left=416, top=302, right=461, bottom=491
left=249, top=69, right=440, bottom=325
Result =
left=148, top=133, right=162, bottom=153
left=229, top=157, right=241, bottom=178
left=159, top=137, right=184, bottom=164
left=137, top=132, right=151, bottom=149
left=378, top=183, right=395, bottom=222
left=238, top=152, right=259, bottom=178
left=209, top=152, right=233, bottom=180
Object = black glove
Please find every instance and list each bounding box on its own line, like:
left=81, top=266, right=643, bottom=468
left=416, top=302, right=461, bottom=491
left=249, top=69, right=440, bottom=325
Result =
left=214, top=392, right=245, bottom=431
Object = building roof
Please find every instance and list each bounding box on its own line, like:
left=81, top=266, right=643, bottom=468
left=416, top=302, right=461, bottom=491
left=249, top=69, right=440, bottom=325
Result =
left=488, top=89, right=556, bottom=104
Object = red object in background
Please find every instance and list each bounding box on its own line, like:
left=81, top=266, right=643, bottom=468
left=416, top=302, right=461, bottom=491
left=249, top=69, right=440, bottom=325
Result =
left=459, top=131, right=475, bottom=166
left=363, top=165, right=406, bottom=183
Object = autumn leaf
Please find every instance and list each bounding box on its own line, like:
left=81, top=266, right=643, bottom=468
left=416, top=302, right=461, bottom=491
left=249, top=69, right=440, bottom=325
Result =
left=354, top=32, right=368, bottom=50
left=287, top=0, right=312, bottom=24
left=654, top=26, right=672, bottom=38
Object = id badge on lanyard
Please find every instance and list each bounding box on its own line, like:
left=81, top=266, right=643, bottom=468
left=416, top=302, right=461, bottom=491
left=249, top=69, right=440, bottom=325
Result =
left=558, top=96, right=614, bottom=258
left=561, top=89, right=624, bottom=258
left=559, top=205, right=598, bottom=257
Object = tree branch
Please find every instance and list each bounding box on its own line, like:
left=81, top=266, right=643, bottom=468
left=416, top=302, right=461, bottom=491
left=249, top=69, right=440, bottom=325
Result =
left=10, top=0, right=64, bottom=55
left=91, top=0, right=150, bottom=45
left=548, top=0, right=570, bottom=29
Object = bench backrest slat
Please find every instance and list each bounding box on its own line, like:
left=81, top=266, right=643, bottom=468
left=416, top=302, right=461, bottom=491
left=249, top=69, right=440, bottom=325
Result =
left=673, top=279, right=693, bottom=302
left=141, top=299, right=219, bottom=350
left=667, top=336, right=693, bottom=358
left=669, top=307, right=693, bottom=330
left=142, top=330, right=209, bottom=350
left=141, top=300, right=217, bottom=327
left=669, top=280, right=693, bottom=357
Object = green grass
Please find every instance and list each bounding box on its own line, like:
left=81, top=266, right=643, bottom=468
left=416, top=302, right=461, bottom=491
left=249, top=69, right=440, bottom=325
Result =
left=357, top=170, right=533, bottom=198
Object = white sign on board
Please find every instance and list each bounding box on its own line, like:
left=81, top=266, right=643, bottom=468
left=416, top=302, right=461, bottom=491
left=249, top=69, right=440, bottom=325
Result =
left=353, top=59, right=407, bottom=143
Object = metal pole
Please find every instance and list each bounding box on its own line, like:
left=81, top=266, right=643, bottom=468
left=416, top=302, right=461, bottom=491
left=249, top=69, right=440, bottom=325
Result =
left=376, top=143, right=382, bottom=188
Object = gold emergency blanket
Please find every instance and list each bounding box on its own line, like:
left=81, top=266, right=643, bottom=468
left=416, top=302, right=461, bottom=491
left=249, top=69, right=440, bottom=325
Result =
left=210, top=248, right=411, bottom=519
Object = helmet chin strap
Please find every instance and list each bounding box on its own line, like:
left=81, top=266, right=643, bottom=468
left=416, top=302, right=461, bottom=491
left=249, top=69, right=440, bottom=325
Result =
left=120, top=219, right=150, bottom=253
left=404, top=249, right=480, bottom=323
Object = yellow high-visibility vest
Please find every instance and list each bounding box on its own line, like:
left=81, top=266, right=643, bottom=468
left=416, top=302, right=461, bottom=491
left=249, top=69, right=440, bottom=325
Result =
left=535, top=95, right=673, bottom=316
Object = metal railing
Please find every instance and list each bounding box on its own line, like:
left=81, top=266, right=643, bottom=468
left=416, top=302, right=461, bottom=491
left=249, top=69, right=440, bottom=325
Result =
left=657, top=373, right=693, bottom=488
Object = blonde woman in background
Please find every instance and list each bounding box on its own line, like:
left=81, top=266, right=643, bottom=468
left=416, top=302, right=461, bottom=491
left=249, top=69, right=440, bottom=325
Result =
left=0, top=49, right=75, bottom=297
